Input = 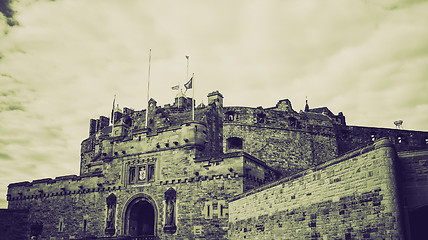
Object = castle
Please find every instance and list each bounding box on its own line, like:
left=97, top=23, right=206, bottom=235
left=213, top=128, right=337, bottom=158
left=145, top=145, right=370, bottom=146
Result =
left=2, top=91, right=428, bottom=239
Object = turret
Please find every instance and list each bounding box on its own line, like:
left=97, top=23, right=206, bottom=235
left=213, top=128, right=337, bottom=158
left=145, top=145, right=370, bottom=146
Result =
left=174, top=91, right=193, bottom=109
left=89, top=116, right=110, bottom=136
left=207, top=91, right=223, bottom=107
left=111, top=118, right=129, bottom=138
left=146, top=98, right=157, bottom=134
left=180, top=121, right=208, bottom=149
left=275, top=99, right=293, bottom=112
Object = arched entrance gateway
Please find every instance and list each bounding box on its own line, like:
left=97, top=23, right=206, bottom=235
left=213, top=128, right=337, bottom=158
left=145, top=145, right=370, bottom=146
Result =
left=123, top=194, right=157, bottom=237
left=409, top=205, right=428, bottom=240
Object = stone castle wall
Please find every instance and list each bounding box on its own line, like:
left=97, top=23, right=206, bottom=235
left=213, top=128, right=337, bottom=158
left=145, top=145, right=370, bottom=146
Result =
left=224, top=124, right=338, bottom=176
left=8, top=133, right=278, bottom=239
left=223, top=106, right=340, bottom=176
left=8, top=175, right=243, bottom=240
left=228, top=139, right=403, bottom=239
left=336, top=125, right=428, bottom=154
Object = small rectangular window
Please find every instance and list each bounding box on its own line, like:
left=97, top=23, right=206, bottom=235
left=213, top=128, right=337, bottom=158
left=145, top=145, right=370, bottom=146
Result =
left=218, top=200, right=227, bottom=218
left=148, top=164, right=155, bottom=181
left=58, top=217, right=64, bottom=232
left=83, top=219, right=87, bottom=232
left=204, top=202, right=213, bottom=219
left=82, top=215, right=89, bottom=232
left=129, top=167, right=136, bottom=184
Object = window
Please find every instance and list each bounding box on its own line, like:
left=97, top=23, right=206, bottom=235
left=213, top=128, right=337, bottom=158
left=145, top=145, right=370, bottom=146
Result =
left=371, top=134, right=376, bottom=142
left=288, top=117, right=298, bottom=128
left=83, top=219, right=87, bottom=232
left=204, top=202, right=213, bottom=219
left=58, top=217, right=64, bottom=232
left=227, top=137, right=243, bottom=150
left=225, top=111, right=238, bottom=122
left=148, top=164, right=155, bottom=181
left=82, top=215, right=89, bottom=232
left=397, top=136, right=403, bottom=144
left=218, top=200, right=227, bottom=218
left=129, top=164, right=155, bottom=184
left=256, top=113, right=266, bottom=123
left=129, top=167, right=136, bottom=184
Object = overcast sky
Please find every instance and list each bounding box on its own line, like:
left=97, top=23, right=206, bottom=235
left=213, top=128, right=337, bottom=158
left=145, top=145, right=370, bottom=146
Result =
left=1, top=0, right=427, bottom=208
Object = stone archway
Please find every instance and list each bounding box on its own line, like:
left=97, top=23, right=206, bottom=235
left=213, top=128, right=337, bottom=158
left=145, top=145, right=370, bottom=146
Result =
left=123, top=194, right=157, bottom=237
left=410, top=205, right=428, bottom=240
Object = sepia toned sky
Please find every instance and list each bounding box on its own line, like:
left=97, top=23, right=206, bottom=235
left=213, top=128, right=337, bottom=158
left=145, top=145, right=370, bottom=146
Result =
left=1, top=0, right=428, bottom=208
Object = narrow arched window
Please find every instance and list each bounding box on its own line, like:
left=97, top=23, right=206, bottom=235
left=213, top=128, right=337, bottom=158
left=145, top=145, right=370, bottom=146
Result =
left=225, top=111, right=238, bottom=122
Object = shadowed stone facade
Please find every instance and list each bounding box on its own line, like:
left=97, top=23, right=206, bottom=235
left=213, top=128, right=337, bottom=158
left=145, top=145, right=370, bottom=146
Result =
left=3, top=91, right=428, bottom=239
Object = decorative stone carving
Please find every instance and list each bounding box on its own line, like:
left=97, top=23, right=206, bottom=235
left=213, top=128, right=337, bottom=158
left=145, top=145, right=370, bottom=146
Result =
left=105, top=194, right=116, bottom=235
left=164, top=188, right=177, bottom=233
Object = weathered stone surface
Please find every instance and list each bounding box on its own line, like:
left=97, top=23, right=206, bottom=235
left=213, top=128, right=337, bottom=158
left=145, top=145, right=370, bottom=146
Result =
left=228, top=139, right=403, bottom=239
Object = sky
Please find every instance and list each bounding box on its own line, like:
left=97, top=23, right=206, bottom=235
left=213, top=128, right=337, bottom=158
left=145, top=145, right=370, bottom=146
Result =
left=1, top=0, right=428, bottom=208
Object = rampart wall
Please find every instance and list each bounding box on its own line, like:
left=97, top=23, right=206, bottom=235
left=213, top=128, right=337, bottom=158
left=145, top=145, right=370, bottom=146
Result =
left=228, top=138, right=403, bottom=239
left=336, top=125, right=428, bottom=154
left=8, top=173, right=244, bottom=240
left=8, top=141, right=279, bottom=239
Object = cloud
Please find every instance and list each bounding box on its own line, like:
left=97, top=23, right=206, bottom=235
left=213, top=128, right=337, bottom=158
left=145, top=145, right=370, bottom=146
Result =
left=0, top=152, right=12, bottom=160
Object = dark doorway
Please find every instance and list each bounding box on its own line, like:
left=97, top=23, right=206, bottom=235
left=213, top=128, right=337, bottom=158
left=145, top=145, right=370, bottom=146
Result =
left=410, top=205, right=428, bottom=240
left=128, top=200, right=155, bottom=236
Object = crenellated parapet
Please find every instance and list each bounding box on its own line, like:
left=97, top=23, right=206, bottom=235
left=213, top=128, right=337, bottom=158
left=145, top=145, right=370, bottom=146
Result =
left=7, top=174, right=113, bottom=202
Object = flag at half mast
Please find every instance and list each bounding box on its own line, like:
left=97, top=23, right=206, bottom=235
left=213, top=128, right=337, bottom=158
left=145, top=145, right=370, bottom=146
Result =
left=184, top=75, right=193, bottom=92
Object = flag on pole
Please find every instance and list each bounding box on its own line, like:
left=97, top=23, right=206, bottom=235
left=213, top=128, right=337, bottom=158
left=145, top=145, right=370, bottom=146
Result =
left=171, top=85, right=179, bottom=90
left=184, top=76, right=193, bottom=91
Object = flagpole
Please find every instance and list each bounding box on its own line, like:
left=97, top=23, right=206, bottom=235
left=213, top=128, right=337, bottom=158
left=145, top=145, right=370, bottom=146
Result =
left=145, top=49, right=151, bottom=129
left=178, top=81, right=180, bottom=108
left=192, top=73, right=195, bottom=121
left=111, top=95, right=116, bottom=156
left=186, top=56, right=189, bottom=85
left=112, top=94, right=116, bottom=128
